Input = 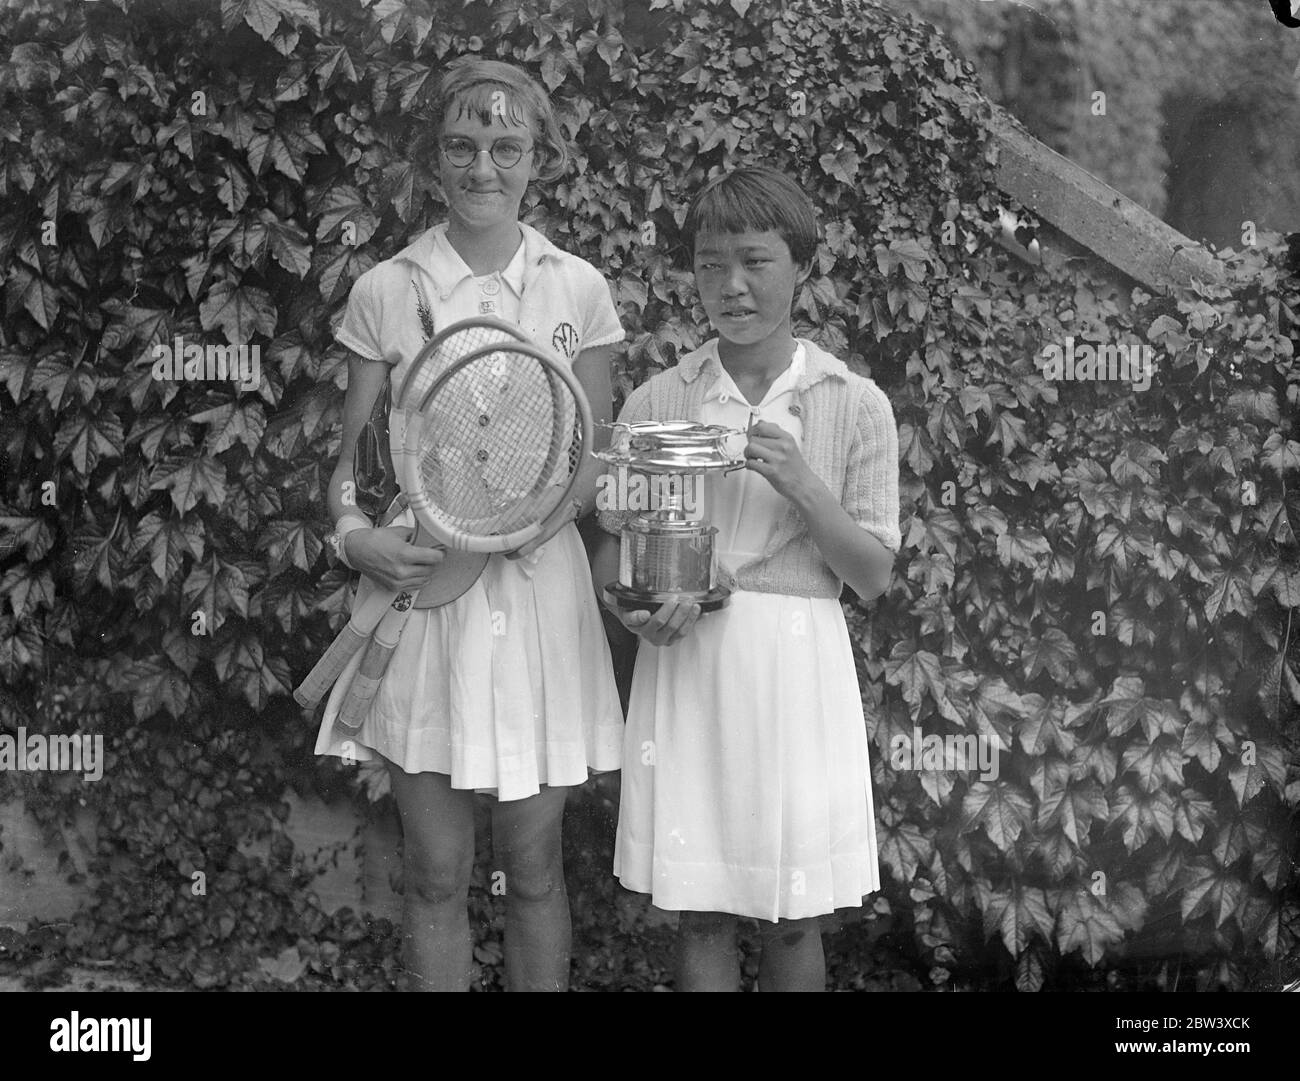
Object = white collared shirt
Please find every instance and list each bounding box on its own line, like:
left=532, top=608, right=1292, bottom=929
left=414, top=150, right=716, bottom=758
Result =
left=700, top=341, right=807, bottom=565
left=335, top=222, right=625, bottom=388
left=429, top=229, right=527, bottom=324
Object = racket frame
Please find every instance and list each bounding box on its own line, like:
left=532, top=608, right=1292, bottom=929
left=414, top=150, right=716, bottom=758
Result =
left=393, top=339, right=594, bottom=553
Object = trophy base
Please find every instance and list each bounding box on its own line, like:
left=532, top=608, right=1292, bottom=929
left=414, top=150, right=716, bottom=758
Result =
left=603, top=582, right=732, bottom=614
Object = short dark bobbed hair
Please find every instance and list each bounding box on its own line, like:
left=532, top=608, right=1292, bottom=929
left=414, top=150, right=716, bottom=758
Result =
left=682, top=166, right=819, bottom=267
left=410, top=57, right=569, bottom=183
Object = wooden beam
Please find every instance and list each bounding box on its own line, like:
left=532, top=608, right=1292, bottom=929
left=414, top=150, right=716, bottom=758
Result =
left=990, top=106, right=1225, bottom=293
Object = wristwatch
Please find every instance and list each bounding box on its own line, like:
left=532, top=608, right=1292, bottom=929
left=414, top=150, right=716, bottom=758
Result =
left=328, top=514, right=371, bottom=571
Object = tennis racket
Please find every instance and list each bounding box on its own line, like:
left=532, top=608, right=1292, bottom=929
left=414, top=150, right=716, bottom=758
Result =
left=293, top=317, right=529, bottom=711
left=334, top=331, right=593, bottom=729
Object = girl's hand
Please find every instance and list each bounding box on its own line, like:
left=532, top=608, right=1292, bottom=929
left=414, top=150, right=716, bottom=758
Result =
left=611, top=599, right=701, bottom=647
left=744, top=420, right=819, bottom=503
left=343, top=526, right=444, bottom=593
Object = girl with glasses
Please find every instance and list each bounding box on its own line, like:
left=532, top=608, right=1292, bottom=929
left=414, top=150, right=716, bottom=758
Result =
left=314, top=57, right=624, bottom=992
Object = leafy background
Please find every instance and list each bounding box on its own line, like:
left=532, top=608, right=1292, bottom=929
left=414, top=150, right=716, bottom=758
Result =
left=0, top=0, right=1296, bottom=990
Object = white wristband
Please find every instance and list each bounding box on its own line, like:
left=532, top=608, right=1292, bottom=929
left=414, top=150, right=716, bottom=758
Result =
left=334, top=514, right=371, bottom=571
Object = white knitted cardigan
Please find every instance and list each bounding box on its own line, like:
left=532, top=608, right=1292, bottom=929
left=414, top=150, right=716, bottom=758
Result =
left=597, top=337, right=902, bottom=598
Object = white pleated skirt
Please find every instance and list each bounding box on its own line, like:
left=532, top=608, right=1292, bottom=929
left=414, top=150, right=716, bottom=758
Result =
left=613, top=590, right=881, bottom=922
left=314, top=517, right=623, bottom=803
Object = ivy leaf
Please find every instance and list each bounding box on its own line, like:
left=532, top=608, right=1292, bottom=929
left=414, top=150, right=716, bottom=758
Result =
left=12, top=266, right=58, bottom=329
left=0, top=616, right=43, bottom=681
left=877, top=818, right=932, bottom=884
left=1020, top=627, right=1078, bottom=683
left=1110, top=440, right=1167, bottom=486
left=884, top=642, right=971, bottom=724
left=150, top=457, right=227, bottom=513
left=819, top=146, right=861, bottom=186
left=1053, top=781, right=1108, bottom=847
left=977, top=880, right=1054, bottom=956
left=0, top=565, right=56, bottom=620
left=55, top=406, right=125, bottom=472
left=1235, top=893, right=1277, bottom=953
left=311, top=183, right=379, bottom=245
left=918, top=767, right=955, bottom=807
left=1177, top=861, right=1243, bottom=928
left=156, top=116, right=196, bottom=160
left=184, top=555, right=250, bottom=633
left=1145, top=845, right=1186, bottom=896
left=265, top=217, right=312, bottom=278
left=211, top=216, right=270, bottom=270
left=315, top=245, right=375, bottom=304
left=1054, top=889, right=1124, bottom=966
left=959, top=781, right=1032, bottom=852
left=1018, top=694, right=1076, bottom=755
left=31, top=354, right=74, bottom=410
left=189, top=401, right=267, bottom=454
left=246, top=118, right=325, bottom=182
left=8, top=42, right=61, bottom=89
left=876, top=239, right=930, bottom=283
left=213, top=629, right=293, bottom=711
left=123, top=657, right=191, bottom=721
left=72, top=518, right=119, bottom=591
left=1250, top=562, right=1300, bottom=607
left=131, top=512, right=196, bottom=585
left=1099, top=675, right=1174, bottom=741
left=966, top=676, right=1018, bottom=750
left=199, top=281, right=278, bottom=343
left=0, top=516, right=54, bottom=560
left=313, top=44, right=359, bottom=88
left=382, top=160, right=419, bottom=224
left=1015, top=947, right=1045, bottom=992
left=1203, top=567, right=1252, bottom=622
left=260, top=519, right=322, bottom=575
left=217, top=161, right=251, bottom=214
left=1120, top=736, right=1184, bottom=793
left=1261, top=432, right=1300, bottom=475
left=221, top=0, right=288, bottom=40
left=1228, top=740, right=1286, bottom=807
left=1173, top=789, right=1214, bottom=844
left=1109, top=784, right=1175, bottom=852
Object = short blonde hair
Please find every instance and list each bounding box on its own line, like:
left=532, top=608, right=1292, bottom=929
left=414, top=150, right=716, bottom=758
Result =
left=411, top=58, right=568, bottom=184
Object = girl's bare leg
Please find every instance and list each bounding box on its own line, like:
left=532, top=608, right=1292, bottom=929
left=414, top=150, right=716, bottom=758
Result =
left=676, top=911, right=740, bottom=991
left=757, top=916, right=825, bottom=992
left=384, top=761, right=476, bottom=991
left=491, top=784, right=571, bottom=991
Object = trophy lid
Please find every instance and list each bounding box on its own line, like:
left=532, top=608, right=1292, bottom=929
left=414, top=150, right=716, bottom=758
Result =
left=595, top=421, right=745, bottom=472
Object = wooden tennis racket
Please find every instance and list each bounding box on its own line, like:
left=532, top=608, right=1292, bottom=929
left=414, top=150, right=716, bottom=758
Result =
left=334, top=332, right=593, bottom=729
left=293, top=317, right=529, bottom=711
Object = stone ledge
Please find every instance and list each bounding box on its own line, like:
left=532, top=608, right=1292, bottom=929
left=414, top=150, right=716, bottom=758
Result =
left=991, top=105, right=1226, bottom=293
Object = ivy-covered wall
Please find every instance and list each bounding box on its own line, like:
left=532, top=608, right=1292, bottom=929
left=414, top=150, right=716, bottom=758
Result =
left=0, top=0, right=1296, bottom=991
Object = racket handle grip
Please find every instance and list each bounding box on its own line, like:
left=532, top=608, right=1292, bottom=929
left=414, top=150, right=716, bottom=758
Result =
left=294, top=623, right=370, bottom=709
left=293, top=579, right=398, bottom=709
left=336, top=604, right=409, bottom=729
left=335, top=667, right=386, bottom=730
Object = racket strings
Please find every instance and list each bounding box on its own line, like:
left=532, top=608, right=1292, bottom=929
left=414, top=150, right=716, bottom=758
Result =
left=416, top=348, right=581, bottom=535
left=400, top=323, right=518, bottom=410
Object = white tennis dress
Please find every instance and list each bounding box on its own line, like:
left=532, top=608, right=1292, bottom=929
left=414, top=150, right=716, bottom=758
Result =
left=314, top=229, right=623, bottom=801
left=613, top=345, right=882, bottom=920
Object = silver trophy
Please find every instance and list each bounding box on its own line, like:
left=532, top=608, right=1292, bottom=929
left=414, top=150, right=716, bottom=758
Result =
left=595, top=421, right=745, bottom=613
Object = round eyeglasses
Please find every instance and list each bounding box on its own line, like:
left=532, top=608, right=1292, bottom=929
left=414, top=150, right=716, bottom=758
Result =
left=440, top=137, right=534, bottom=170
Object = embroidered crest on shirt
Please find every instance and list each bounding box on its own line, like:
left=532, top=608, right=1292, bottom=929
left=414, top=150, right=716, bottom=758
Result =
left=551, top=321, right=579, bottom=360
